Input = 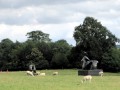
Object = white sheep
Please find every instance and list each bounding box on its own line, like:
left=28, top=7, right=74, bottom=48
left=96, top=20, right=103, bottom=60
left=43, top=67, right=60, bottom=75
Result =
left=36, top=71, right=40, bottom=75
left=81, top=75, right=92, bottom=83
left=26, top=71, right=34, bottom=76
left=53, top=72, right=58, bottom=75
left=39, top=72, right=46, bottom=76
left=33, top=71, right=40, bottom=76
left=99, top=71, right=103, bottom=77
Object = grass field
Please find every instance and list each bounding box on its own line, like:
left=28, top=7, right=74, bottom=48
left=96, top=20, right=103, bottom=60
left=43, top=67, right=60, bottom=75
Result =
left=0, top=69, right=120, bottom=90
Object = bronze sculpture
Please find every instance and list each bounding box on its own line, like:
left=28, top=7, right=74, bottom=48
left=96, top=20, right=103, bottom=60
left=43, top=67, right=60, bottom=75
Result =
left=81, top=56, right=98, bottom=70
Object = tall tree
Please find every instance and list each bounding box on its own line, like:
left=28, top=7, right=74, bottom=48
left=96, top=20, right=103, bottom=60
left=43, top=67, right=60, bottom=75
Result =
left=51, top=53, right=69, bottom=69
left=26, top=48, right=49, bottom=69
left=16, top=40, right=36, bottom=70
left=101, top=48, right=120, bottom=72
left=36, top=42, right=53, bottom=63
left=26, top=48, right=44, bottom=64
left=53, top=39, right=72, bottom=54
left=26, top=30, right=51, bottom=43
left=0, top=38, right=14, bottom=70
left=73, top=17, right=119, bottom=67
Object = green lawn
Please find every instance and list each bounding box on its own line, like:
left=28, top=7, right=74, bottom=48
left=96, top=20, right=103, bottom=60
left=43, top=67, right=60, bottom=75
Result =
left=0, top=69, right=120, bottom=90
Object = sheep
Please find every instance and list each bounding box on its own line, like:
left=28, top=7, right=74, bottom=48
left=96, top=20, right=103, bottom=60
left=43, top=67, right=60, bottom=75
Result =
left=81, top=75, right=92, bottom=83
left=36, top=71, right=40, bottom=75
left=53, top=72, right=58, bottom=75
left=99, top=71, right=103, bottom=77
left=26, top=71, right=34, bottom=76
left=39, top=72, right=46, bottom=76
left=33, top=71, right=40, bottom=76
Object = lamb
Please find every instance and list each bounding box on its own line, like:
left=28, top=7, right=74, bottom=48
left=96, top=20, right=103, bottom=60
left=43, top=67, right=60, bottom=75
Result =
left=53, top=72, right=58, bottom=75
left=81, top=75, right=92, bottom=83
left=26, top=71, right=34, bottom=76
left=99, top=71, right=103, bottom=77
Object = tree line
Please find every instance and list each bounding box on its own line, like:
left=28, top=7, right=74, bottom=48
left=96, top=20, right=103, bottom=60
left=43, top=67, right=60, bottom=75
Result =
left=0, top=17, right=120, bottom=72
left=0, top=32, right=72, bottom=71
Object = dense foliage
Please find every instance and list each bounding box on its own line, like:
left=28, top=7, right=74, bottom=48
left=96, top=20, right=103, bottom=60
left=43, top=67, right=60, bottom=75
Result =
left=0, top=31, right=72, bottom=70
left=71, top=17, right=120, bottom=71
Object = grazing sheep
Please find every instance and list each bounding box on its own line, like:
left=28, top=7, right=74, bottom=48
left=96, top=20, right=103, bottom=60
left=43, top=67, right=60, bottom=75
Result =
left=99, top=71, right=103, bottom=77
left=33, top=71, right=40, bottom=76
left=53, top=72, right=58, bottom=75
left=81, top=75, right=92, bottom=83
left=36, top=71, right=40, bottom=75
left=39, top=72, right=46, bottom=76
left=26, top=71, right=34, bottom=76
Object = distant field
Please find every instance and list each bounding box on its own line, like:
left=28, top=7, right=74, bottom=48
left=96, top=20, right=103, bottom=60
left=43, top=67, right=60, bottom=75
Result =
left=0, top=69, right=120, bottom=90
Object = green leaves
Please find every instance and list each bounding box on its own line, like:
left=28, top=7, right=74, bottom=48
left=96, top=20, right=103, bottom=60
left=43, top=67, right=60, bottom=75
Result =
left=73, top=16, right=119, bottom=70
left=26, top=30, right=51, bottom=43
left=26, top=48, right=44, bottom=65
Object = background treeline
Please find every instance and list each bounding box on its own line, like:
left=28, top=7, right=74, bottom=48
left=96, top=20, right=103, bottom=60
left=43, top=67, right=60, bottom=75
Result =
left=0, top=17, right=120, bottom=72
left=0, top=35, right=72, bottom=71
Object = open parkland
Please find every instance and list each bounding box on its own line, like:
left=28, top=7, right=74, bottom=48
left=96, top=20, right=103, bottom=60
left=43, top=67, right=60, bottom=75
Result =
left=0, top=69, right=120, bottom=90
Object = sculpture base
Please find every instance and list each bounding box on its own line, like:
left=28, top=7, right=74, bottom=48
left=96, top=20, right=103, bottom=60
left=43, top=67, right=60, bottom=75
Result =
left=78, top=69, right=103, bottom=76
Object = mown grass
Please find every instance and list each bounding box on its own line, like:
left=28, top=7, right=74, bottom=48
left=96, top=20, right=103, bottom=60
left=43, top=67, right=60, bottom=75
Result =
left=0, top=69, right=120, bottom=90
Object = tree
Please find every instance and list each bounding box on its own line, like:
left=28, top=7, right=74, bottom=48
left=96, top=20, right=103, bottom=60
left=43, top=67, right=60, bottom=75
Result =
left=36, top=42, right=53, bottom=64
left=0, top=38, right=14, bottom=70
left=26, top=48, right=49, bottom=69
left=7, top=41, right=22, bottom=70
left=73, top=17, right=119, bottom=68
left=51, top=53, right=69, bottom=69
left=26, top=30, right=51, bottom=43
left=53, top=39, right=72, bottom=54
left=101, top=48, right=120, bottom=72
left=68, top=46, right=82, bottom=68
left=51, top=39, right=72, bottom=68
left=16, top=40, right=36, bottom=70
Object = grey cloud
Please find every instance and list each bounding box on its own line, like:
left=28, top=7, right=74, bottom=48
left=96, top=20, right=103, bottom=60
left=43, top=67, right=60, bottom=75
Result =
left=0, top=0, right=82, bottom=8
left=0, top=4, right=79, bottom=25
left=0, top=16, right=30, bottom=25
left=0, top=0, right=120, bottom=25
left=0, top=7, right=67, bottom=25
left=0, top=9, right=35, bottom=25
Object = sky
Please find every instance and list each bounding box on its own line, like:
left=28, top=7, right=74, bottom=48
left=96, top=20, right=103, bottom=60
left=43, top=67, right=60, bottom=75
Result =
left=0, top=0, right=120, bottom=46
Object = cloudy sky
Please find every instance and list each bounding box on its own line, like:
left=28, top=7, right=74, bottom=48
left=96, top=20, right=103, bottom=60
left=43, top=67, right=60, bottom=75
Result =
left=0, top=0, right=120, bottom=45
